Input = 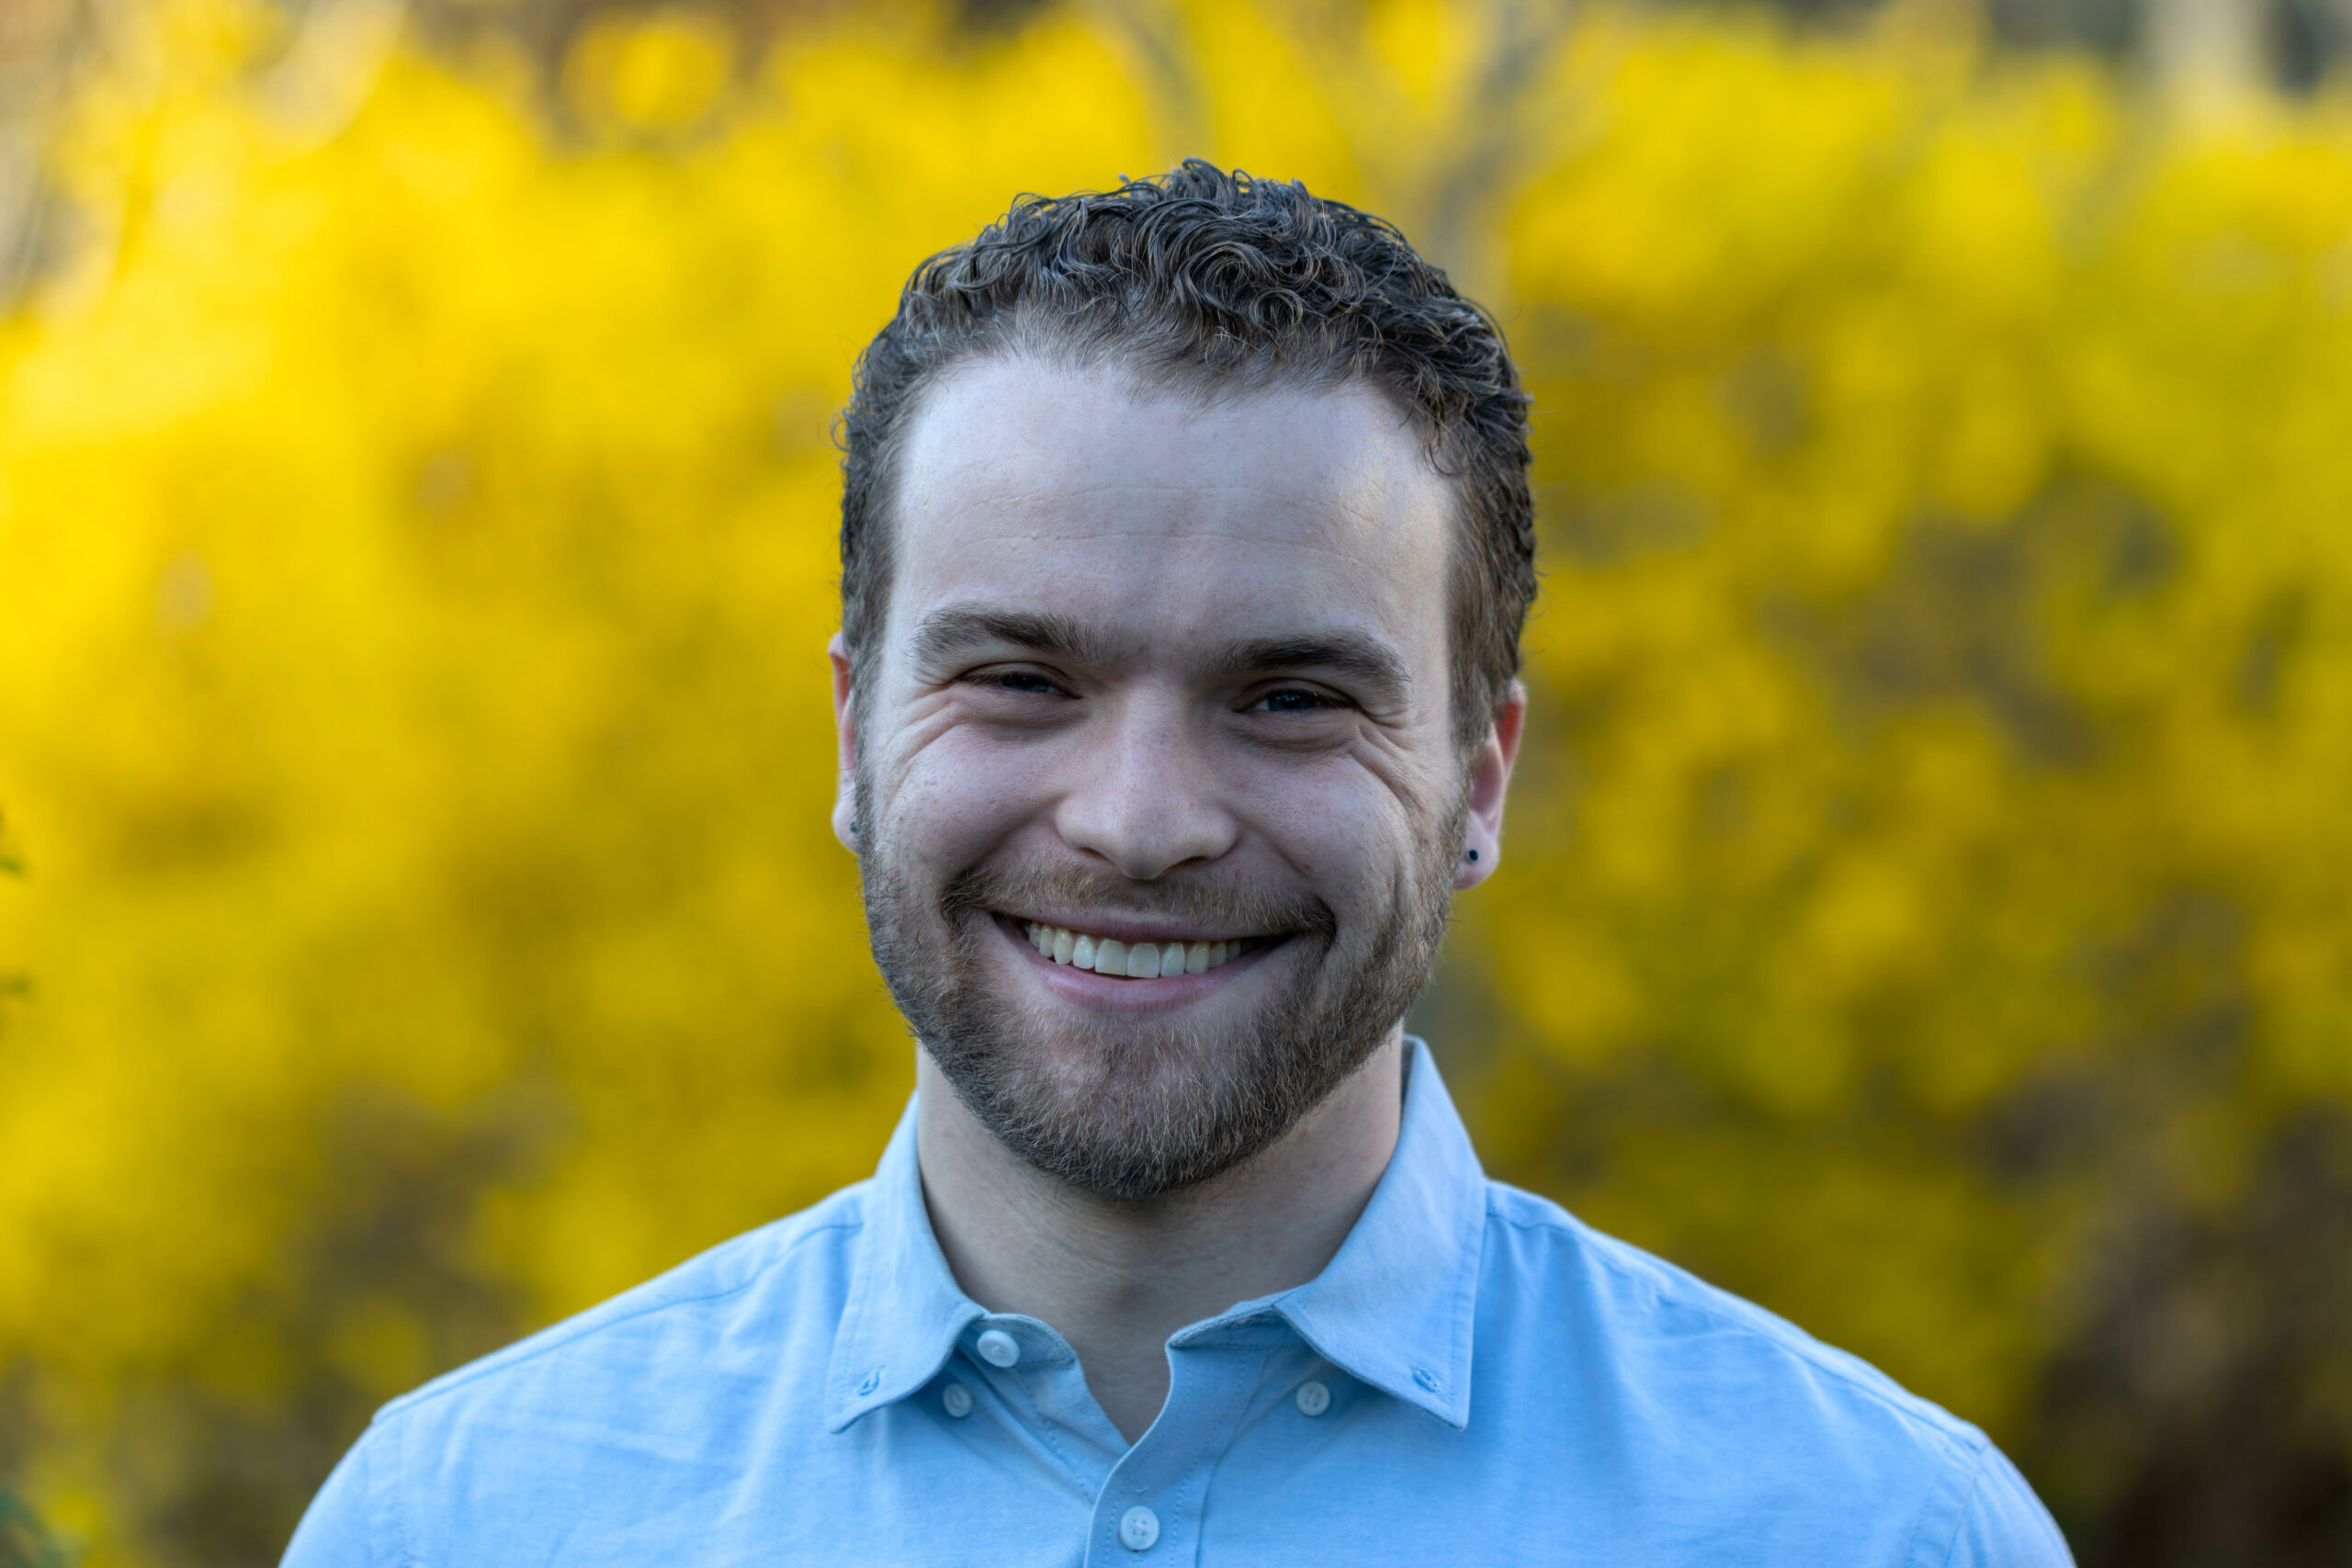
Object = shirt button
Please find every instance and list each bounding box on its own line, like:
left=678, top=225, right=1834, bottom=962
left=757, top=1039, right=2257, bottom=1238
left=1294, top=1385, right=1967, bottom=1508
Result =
left=975, top=1328, right=1021, bottom=1368
left=1118, top=1505, right=1160, bottom=1551
left=1295, top=1380, right=1331, bottom=1417
left=942, top=1382, right=973, bottom=1418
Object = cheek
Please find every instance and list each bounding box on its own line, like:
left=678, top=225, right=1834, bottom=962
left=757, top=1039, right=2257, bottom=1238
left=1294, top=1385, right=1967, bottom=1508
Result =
left=876, top=727, right=1060, bottom=863
left=1240, top=760, right=1426, bottom=890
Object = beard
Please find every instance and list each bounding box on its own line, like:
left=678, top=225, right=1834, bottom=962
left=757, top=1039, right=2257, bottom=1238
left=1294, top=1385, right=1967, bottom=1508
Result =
left=857, top=787, right=1464, bottom=1202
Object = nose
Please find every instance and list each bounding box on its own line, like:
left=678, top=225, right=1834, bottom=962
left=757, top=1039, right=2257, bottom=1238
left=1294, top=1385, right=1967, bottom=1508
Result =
left=1052, top=692, right=1237, bottom=880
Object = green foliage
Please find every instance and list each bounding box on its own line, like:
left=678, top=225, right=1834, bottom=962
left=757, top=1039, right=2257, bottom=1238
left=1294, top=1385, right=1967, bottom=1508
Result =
left=0, top=1490, right=70, bottom=1568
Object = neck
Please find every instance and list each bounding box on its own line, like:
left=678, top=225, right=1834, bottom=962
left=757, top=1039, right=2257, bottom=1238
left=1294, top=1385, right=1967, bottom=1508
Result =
left=913, top=1032, right=1408, bottom=1445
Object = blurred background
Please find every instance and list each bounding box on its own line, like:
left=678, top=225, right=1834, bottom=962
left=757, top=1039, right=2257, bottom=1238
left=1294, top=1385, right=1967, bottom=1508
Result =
left=3, top=0, right=2350, bottom=1562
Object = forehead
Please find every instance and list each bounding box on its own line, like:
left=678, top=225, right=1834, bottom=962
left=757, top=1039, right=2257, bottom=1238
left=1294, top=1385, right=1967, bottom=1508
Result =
left=885, top=358, right=1455, bottom=668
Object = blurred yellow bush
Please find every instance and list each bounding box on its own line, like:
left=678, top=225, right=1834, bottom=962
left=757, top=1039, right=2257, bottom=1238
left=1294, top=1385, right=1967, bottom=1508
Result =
left=2, top=1, right=2348, bottom=1562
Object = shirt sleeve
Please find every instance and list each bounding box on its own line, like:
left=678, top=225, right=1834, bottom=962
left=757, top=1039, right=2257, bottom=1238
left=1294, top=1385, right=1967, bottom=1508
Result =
left=280, top=1424, right=379, bottom=1568
left=1942, top=1443, right=2075, bottom=1568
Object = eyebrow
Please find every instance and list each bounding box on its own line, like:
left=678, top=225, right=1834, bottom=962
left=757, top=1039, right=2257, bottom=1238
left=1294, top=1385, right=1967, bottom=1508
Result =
left=910, top=604, right=1414, bottom=708
left=910, top=605, right=1119, bottom=671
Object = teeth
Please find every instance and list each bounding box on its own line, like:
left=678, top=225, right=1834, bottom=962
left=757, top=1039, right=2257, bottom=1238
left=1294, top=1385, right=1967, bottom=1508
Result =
left=1021, top=921, right=1250, bottom=980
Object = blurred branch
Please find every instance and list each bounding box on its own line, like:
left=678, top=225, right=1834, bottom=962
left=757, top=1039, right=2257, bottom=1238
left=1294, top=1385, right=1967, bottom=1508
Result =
left=1079, top=0, right=1209, bottom=160
left=1257, top=0, right=1576, bottom=299
left=264, top=0, right=413, bottom=143
left=1419, top=0, right=1577, bottom=299
left=0, top=0, right=95, bottom=314
left=2143, top=0, right=2275, bottom=110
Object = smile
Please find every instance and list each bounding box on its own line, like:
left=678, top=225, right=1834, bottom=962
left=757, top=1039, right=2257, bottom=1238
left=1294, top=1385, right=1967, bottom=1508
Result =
left=1020, top=920, right=1253, bottom=980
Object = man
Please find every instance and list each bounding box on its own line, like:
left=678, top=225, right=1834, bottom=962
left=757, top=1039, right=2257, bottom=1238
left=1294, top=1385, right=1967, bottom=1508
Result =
left=286, top=164, right=2071, bottom=1564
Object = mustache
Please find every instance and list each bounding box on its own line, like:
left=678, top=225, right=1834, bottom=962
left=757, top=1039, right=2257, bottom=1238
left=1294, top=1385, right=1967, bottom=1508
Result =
left=941, top=863, right=1339, bottom=942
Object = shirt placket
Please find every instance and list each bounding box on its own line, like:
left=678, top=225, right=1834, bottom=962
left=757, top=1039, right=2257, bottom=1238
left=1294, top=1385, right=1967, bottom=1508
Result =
left=1081, top=1321, right=1283, bottom=1568
left=955, top=1316, right=1125, bottom=1508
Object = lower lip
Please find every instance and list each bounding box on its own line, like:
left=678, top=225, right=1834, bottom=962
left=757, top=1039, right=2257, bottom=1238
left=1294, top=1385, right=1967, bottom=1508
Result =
left=993, top=914, right=1277, bottom=1010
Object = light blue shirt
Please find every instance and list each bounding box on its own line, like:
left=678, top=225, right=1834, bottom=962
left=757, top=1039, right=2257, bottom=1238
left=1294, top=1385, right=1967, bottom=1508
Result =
left=285, top=1042, right=2072, bottom=1565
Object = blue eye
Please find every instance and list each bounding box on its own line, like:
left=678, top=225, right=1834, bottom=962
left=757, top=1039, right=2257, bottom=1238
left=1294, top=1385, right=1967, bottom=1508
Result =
left=994, top=672, right=1058, bottom=694
left=1255, top=690, right=1332, bottom=713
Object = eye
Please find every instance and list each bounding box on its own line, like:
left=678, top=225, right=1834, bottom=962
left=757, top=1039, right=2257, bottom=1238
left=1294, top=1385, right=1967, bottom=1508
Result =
left=1249, top=687, right=1347, bottom=714
left=964, top=666, right=1071, bottom=698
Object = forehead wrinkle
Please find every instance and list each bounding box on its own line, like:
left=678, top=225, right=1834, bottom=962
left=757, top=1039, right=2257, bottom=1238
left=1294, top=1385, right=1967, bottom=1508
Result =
left=905, top=373, right=1443, bottom=508
left=920, top=476, right=1410, bottom=536
left=911, top=495, right=1417, bottom=565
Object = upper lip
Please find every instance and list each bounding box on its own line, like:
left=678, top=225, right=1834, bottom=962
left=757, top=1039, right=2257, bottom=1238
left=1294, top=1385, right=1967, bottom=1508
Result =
left=1003, top=910, right=1269, bottom=947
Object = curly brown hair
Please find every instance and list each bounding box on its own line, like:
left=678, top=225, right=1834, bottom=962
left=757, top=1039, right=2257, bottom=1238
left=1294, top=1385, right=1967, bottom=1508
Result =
left=837, top=160, right=1535, bottom=751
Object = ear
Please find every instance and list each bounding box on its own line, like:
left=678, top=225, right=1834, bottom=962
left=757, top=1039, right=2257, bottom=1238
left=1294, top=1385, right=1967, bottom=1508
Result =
left=829, top=633, right=861, bottom=855
left=1454, top=680, right=1526, bottom=891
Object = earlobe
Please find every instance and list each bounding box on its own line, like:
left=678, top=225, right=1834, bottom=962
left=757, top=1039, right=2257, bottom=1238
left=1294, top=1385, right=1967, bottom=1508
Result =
left=1453, top=681, right=1526, bottom=892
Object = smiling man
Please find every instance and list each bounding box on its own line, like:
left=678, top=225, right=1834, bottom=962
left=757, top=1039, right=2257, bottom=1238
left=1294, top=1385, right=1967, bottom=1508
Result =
left=285, top=164, right=2071, bottom=1566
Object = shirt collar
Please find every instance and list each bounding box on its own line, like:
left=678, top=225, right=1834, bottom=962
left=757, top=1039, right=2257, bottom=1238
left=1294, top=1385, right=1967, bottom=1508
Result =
left=825, top=1038, right=1487, bottom=1433
left=823, top=1103, right=982, bottom=1432
left=1248, top=1039, right=1486, bottom=1427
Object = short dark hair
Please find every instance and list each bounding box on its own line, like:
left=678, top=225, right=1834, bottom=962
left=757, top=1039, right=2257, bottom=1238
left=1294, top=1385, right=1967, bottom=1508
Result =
left=837, top=160, right=1535, bottom=751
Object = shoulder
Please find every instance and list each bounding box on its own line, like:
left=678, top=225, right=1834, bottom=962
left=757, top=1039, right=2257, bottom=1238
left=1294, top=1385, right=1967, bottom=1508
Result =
left=1473, top=1180, right=2072, bottom=1566
left=1478, top=1179, right=1980, bottom=1455
left=282, top=1183, right=880, bottom=1566
left=375, top=1179, right=874, bottom=1447
left=283, top=1182, right=879, bottom=1565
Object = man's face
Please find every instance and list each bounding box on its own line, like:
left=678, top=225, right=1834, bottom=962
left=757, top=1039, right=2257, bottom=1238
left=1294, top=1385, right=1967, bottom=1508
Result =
left=835, top=359, right=1508, bottom=1200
